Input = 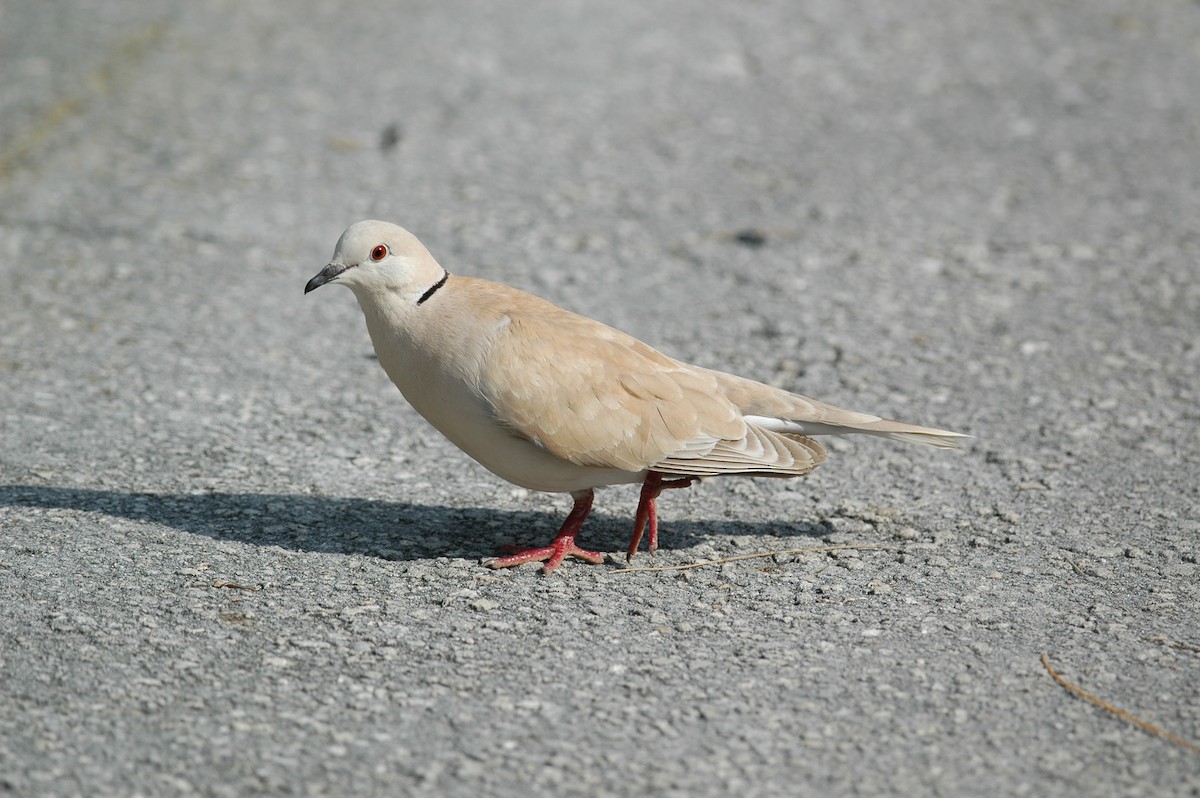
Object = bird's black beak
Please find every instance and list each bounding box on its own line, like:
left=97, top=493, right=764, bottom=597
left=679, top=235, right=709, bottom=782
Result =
left=304, top=263, right=351, bottom=294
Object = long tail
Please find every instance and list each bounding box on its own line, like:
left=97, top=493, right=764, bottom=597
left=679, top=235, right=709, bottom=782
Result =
left=764, top=417, right=970, bottom=448
left=704, top=367, right=970, bottom=449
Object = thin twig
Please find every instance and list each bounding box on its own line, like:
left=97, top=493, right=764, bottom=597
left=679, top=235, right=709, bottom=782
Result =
left=1040, top=653, right=1200, bottom=755
left=609, top=544, right=900, bottom=574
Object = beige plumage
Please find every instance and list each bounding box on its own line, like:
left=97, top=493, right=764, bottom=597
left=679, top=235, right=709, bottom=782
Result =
left=306, top=220, right=967, bottom=572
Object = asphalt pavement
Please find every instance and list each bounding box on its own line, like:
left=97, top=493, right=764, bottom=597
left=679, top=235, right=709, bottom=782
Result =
left=1, top=2, right=1198, bottom=796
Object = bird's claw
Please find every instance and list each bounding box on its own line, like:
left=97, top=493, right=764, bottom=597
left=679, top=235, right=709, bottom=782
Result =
left=487, top=541, right=604, bottom=574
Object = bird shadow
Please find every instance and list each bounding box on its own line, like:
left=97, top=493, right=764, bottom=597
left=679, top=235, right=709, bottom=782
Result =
left=0, top=484, right=829, bottom=563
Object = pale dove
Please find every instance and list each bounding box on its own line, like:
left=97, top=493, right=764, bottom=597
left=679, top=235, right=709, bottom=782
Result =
left=305, top=220, right=967, bottom=573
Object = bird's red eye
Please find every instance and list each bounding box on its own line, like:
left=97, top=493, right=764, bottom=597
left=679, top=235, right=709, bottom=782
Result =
left=370, top=244, right=388, bottom=262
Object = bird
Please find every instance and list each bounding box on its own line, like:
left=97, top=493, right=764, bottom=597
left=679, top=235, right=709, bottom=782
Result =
left=305, top=220, right=967, bottom=573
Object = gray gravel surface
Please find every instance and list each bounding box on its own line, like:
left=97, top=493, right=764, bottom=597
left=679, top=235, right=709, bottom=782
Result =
left=2, top=2, right=1198, bottom=796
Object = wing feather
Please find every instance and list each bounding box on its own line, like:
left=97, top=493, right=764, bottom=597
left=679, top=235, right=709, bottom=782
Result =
left=480, top=306, right=745, bottom=472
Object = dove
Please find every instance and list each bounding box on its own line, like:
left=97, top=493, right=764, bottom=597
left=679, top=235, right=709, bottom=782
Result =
left=305, top=220, right=967, bottom=573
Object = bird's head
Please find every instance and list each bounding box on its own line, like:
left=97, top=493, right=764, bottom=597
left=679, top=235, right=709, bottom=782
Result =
left=305, top=220, right=447, bottom=304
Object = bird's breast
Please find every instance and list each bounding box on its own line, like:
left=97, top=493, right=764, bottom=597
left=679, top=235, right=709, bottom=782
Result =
left=363, top=307, right=639, bottom=493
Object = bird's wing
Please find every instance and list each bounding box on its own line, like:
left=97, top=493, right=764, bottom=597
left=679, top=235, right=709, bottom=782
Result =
left=478, top=301, right=824, bottom=477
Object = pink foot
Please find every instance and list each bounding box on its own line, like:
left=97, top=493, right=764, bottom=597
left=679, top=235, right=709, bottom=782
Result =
left=486, top=490, right=601, bottom=574
left=488, top=539, right=604, bottom=573
left=626, top=472, right=696, bottom=560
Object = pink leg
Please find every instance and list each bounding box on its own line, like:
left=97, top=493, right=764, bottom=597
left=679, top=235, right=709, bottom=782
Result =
left=627, top=472, right=696, bottom=560
left=486, top=490, right=603, bottom=574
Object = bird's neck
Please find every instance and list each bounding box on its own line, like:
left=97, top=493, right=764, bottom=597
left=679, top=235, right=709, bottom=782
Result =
left=355, top=288, right=419, bottom=360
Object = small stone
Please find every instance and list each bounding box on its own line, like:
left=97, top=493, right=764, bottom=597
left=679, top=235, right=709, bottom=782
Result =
left=380, top=123, right=402, bottom=151
left=734, top=228, right=767, bottom=248
left=1082, top=563, right=1115, bottom=579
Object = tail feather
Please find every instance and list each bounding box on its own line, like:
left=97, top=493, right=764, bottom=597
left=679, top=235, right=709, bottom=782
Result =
left=704, top=368, right=968, bottom=448
left=868, top=428, right=968, bottom=449
left=744, top=416, right=969, bottom=449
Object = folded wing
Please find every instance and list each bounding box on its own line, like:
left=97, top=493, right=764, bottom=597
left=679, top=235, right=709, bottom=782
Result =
left=480, top=307, right=826, bottom=478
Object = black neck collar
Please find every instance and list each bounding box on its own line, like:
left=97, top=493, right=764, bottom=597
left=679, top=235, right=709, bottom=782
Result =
left=416, top=271, right=449, bottom=306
